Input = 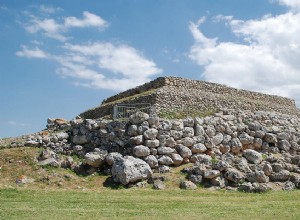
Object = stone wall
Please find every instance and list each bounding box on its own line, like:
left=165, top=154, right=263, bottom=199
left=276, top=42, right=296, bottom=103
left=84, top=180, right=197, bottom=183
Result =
left=79, top=76, right=300, bottom=119
left=27, top=109, right=300, bottom=190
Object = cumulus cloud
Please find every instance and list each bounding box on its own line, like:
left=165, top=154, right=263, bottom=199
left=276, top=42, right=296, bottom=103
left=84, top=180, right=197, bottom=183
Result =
left=16, top=45, right=49, bottom=58
left=276, top=0, right=300, bottom=10
left=189, top=5, right=300, bottom=106
left=55, top=42, right=161, bottom=91
left=18, top=9, right=161, bottom=91
left=24, top=11, right=108, bottom=41
left=64, top=11, right=108, bottom=29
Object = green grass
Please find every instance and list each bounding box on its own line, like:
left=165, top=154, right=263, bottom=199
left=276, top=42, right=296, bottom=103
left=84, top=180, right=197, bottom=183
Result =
left=0, top=188, right=300, bottom=220
left=101, top=88, right=157, bottom=107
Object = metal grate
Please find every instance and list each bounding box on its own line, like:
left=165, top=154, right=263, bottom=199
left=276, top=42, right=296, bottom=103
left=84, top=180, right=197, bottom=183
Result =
left=113, top=103, right=154, bottom=121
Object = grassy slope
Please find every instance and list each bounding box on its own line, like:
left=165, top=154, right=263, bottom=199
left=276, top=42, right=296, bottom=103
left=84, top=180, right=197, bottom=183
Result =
left=0, top=147, right=300, bottom=220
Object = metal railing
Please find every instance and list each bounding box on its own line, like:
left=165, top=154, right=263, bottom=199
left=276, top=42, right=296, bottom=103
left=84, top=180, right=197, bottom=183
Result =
left=113, top=103, right=154, bottom=121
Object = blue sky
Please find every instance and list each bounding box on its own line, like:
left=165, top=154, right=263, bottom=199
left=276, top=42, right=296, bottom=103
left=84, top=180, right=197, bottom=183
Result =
left=1, top=0, right=300, bottom=137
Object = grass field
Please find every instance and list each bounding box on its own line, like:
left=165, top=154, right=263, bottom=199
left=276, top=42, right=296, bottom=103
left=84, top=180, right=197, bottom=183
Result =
left=0, top=188, right=300, bottom=220
left=1, top=147, right=300, bottom=219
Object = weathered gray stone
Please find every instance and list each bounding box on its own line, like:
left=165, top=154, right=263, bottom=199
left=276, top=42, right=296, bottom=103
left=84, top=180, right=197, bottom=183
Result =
left=212, top=160, right=230, bottom=171
left=85, top=151, right=107, bottom=168
left=144, top=155, right=159, bottom=168
left=278, top=140, right=291, bottom=152
left=183, top=127, right=194, bottom=138
left=191, top=143, right=207, bottom=154
left=264, top=133, right=277, bottom=144
left=181, top=137, right=195, bottom=147
left=157, top=146, right=175, bottom=155
left=283, top=181, right=295, bottom=191
left=272, top=163, right=283, bottom=172
left=130, top=135, right=144, bottom=145
left=127, top=125, right=139, bottom=136
left=238, top=182, right=254, bottom=192
left=211, top=176, right=226, bottom=188
left=212, top=133, right=224, bottom=146
left=148, top=116, right=160, bottom=127
left=72, top=135, right=89, bottom=145
left=183, top=117, right=194, bottom=127
left=243, top=149, right=262, bottom=164
left=188, top=174, right=203, bottom=184
left=143, top=128, right=158, bottom=140
left=190, top=154, right=212, bottom=165
left=165, top=137, right=176, bottom=148
left=170, top=130, right=183, bottom=140
left=262, top=163, right=273, bottom=176
left=133, top=145, right=150, bottom=157
left=269, top=170, right=290, bottom=182
left=246, top=171, right=269, bottom=183
left=56, top=132, right=69, bottom=141
left=171, top=153, right=183, bottom=166
left=180, top=181, right=197, bottom=190
left=129, top=111, right=149, bottom=125
left=204, top=170, right=221, bottom=179
left=105, top=152, right=122, bottom=166
left=239, top=132, right=254, bottom=145
left=153, top=180, right=166, bottom=190
left=176, top=144, right=192, bottom=158
left=231, top=138, right=243, bottom=154
left=224, top=168, right=245, bottom=183
left=145, top=139, right=160, bottom=148
left=195, top=125, right=205, bottom=136
left=112, top=156, right=152, bottom=185
left=158, top=155, right=173, bottom=165
left=172, top=120, right=184, bottom=131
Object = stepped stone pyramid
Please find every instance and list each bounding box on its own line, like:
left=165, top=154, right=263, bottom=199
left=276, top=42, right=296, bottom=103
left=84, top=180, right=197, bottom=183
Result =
left=79, top=76, right=300, bottom=119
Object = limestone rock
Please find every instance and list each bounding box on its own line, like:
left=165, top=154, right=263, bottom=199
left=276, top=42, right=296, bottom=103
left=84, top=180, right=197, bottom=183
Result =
left=180, top=181, right=197, bottom=190
left=144, top=155, right=159, bottom=168
left=112, top=156, right=152, bottom=185
left=191, top=143, right=207, bottom=154
left=243, top=149, right=262, bottom=164
left=158, top=155, right=173, bottom=165
left=133, top=145, right=150, bottom=157
left=129, top=111, right=150, bottom=125
left=143, top=128, right=158, bottom=140
left=105, top=152, right=122, bottom=166
left=85, top=150, right=107, bottom=168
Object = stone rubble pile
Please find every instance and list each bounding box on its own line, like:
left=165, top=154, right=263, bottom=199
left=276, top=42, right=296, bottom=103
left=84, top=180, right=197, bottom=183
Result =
left=24, top=109, right=300, bottom=191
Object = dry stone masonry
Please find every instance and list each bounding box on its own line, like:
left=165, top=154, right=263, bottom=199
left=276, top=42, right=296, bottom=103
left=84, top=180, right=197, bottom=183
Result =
left=79, top=76, right=300, bottom=119
left=10, top=76, right=300, bottom=191
left=24, top=108, right=300, bottom=191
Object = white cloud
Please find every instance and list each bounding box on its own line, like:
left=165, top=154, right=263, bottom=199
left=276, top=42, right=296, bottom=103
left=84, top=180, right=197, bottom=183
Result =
left=39, top=5, right=62, bottom=14
left=64, top=11, right=108, bottom=29
left=16, top=45, right=49, bottom=58
left=24, top=11, right=108, bottom=41
left=189, top=8, right=300, bottom=106
left=56, top=42, right=161, bottom=91
left=276, top=0, right=300, bottom=10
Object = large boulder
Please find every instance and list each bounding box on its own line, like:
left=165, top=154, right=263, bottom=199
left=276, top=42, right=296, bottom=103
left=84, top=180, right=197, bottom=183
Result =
left=112, top=156, right=152, bottom=185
